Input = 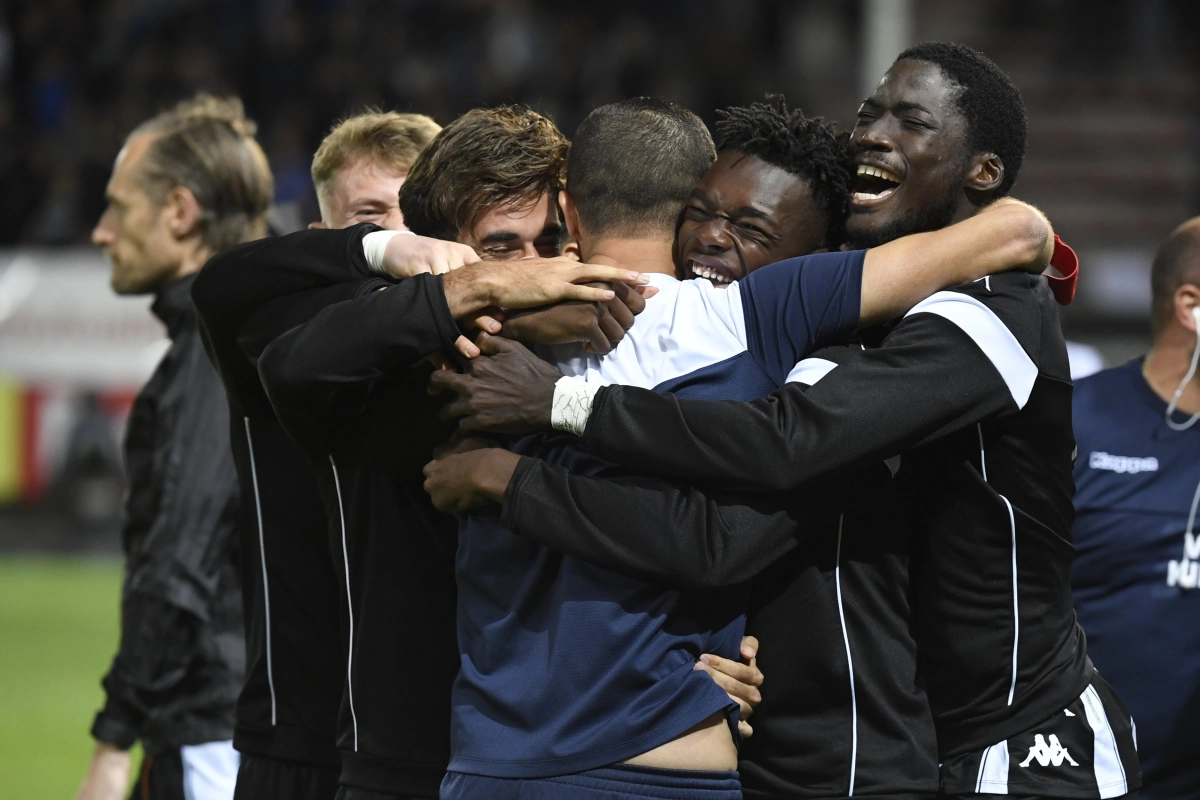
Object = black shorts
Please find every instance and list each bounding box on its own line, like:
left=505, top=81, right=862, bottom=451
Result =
left=940, top=673, right=1140, bottom=799
left=233, top=753, right=340, bottom=800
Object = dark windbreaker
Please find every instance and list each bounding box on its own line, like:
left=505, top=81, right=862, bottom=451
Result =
left=91, top=273, right=244, bottom=755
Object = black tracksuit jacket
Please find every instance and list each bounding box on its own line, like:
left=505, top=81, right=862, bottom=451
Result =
left=192, top=238, right=388, bottom=768
left=501, top=273, right=1112, bottom=797
left=203, top=224, right=460, bottom=797
left=92, top=275, right=243, bottom=755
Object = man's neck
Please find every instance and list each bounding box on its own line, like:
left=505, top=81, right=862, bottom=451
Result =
left=1144, top=328, right=1200, bottom=415
left=581, top=236, right=676, bottom=277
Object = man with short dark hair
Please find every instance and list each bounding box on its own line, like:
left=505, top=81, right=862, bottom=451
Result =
left=79, top=94, right=273, bottom=800
left=197, top=105, right=649, bottom=800
left=1071, top=217, right=1200, bottom=800
left=427, top=44, right=1138, bottom=800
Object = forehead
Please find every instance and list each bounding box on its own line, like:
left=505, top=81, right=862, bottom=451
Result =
left=703, top=152, right=817, bottom=215
left=471, top=191, right=556, bottom=238
left=869, top=59, right=964, bottom=120
left=332, top=157, right=408, bottom=198
left=108, top=134, right=154, bottom=195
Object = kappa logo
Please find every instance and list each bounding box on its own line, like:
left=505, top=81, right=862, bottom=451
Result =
left=1088, top=451, right=1159, bottom=474
left=1167, top=532, right=1200, bottom=589
left=1019, top=734, right=1079, bottom=768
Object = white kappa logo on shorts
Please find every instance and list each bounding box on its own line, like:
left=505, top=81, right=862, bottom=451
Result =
left=1019, top=734, right=1079, bottom=768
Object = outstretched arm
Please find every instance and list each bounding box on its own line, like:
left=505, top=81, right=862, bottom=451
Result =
left=858, top=197, right=1053, bottom=325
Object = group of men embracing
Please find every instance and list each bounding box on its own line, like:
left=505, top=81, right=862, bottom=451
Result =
left=86, top=38, right=1141, bottom=800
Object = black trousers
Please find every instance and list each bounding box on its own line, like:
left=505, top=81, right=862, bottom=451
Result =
left=941, top=794, right=1139, bottom=799
left=233, top=753, right=340, bottom=800
left=128, top=751, right=185, bottom=800
left=333, top=786, right=428, bottom=800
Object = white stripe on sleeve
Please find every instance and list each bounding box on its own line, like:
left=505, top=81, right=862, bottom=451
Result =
left=905, top=291, right=1037, bottom=409
left=786, top=357, right=839, bottom=386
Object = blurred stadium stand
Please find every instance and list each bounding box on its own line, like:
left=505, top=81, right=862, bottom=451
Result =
left=1, top=0, right=1198, bottom=541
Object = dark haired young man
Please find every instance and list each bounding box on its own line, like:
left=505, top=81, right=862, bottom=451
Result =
left=426, top=94, right=1060, bottom=798
left=194, top=106, right=651, bottom=800
left=426, top=43, right=1137, bottom=800
left=678, top=96, right=852, bottom=285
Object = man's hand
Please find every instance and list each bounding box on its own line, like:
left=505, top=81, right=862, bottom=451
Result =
left=381, top=233, right=481, bottom=279
left=695, top=636, right=764, bottom=738
left=498, top=279, right=649, bottom=354
left=430, top=334, right=562, bottom=434
left=442, top=257, right=648, bottom=320
left=74, top=742, right=131, bottom=800
left=422, top=438, right=520, bottom=515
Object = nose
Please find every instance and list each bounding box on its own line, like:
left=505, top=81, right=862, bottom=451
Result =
left=694, top=218, right=733, bottom=253
left=385, top=208, right=408, bottom=232
left=92, top=212, right=114, bottom=247
left=852, top=119, right=894, bottom=153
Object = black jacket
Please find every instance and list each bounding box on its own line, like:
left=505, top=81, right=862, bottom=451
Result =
left=193, top=235, right=387, bottom=768
left=548, top=273, right=1095, bottom=770
left=502, top=367, right=939, bottom=799
left=208, top=225, right=461, bottom=797
left=91, top=274, right=243, bottom=755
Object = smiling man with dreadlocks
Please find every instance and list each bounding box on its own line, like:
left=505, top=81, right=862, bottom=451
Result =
left=676, top=97, right=853, bottom=287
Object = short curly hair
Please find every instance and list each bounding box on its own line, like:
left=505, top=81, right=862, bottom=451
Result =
left=399, top=106, right=569, bottom=242
left=897, top=42, right=1027, bottom=197
left=714, top=95, right=852, bottom=246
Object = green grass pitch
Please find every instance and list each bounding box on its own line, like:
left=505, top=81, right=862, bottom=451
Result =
left=0, top=556, right=142, bottom=798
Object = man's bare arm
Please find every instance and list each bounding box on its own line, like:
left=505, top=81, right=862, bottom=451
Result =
left=860, top=198, right=1053, bottom=325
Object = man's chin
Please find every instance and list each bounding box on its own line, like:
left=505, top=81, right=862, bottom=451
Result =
left=846, top=213, right=903, bottom=250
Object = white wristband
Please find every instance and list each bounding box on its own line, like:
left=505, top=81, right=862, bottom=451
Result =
left=550, top=376, right=601, bottom=437
left=362, top=230, right=414, bottom=275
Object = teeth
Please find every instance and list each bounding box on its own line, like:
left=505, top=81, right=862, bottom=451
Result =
left=852, top=189, right=896, bottom=201
left=691, top=264, right=731, bottom=284
left=856, top=164, right=901, bottom=183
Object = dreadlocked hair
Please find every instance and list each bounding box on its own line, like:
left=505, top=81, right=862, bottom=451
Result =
left=714, top=95, right=853, bottom=247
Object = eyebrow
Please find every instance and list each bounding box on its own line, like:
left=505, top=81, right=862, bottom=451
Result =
left=481, top=222, right=562, bottom=244
left=725, top=206, right=774, bottom=223
left=894, top=101, right=935, bottom=116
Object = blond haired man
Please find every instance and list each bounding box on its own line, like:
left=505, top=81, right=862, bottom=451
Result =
left=77, top=95, right=272, bottom=800
left=310, top=110, right=441, bottom=230
left=189, top=109, right=442, bottom=800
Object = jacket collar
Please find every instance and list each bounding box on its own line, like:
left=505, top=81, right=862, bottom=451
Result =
left=151, top=273, right=198, bottom=339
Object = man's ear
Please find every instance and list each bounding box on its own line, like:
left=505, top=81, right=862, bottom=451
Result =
left=164, top=185, right=203, bottom=240
left=1174, top=283, right=1200, bottom=333
left=559, top=190, right=583, bottom=243
left=964, top=153, right=1004, bottom=196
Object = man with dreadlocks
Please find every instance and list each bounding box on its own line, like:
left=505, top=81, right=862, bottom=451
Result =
left=676, top=96, right=852, bottom=286
left=424, top=95, right=1061, bottom=798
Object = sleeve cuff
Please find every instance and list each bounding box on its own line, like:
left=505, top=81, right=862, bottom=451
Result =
left=499, top=455, right=537, bottom=531
left=91, top=710, right=137, bottom=750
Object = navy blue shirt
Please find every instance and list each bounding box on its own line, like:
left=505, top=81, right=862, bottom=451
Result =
left=450, top=251, right=864, bottom=778
left=1072, top=358, right=1200, bottom=800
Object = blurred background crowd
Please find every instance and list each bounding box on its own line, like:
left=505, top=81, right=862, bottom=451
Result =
left=1, top=0, right=1198, bottom=534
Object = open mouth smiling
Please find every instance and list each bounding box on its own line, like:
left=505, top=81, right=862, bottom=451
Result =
left=688, top=259, right=737, bottom=286
left=851, top=164, right=902, bottom=206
